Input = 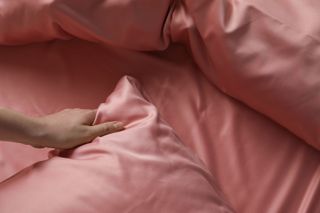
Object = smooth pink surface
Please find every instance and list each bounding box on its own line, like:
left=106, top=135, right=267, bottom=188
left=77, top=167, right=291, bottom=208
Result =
left=0, top=76, right=234, bottom=213
left=0, top=0, right=320, bottom=212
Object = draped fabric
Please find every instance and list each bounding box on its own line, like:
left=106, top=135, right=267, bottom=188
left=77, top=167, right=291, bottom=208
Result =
left=1, top=0, right=320, bottom=212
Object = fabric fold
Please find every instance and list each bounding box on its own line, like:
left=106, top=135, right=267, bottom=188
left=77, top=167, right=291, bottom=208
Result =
left=0, top=76, right=235, bottom=213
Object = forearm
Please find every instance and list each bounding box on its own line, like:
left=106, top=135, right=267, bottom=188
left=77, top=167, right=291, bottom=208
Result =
left=0, top=108, right=43, bottom=146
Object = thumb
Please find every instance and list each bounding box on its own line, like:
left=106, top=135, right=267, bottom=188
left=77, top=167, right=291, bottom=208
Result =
left=87, top=121, right=124, bottom=139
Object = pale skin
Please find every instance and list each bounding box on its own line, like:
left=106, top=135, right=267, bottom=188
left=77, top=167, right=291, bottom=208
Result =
left=0, top=108, right=124, bottom=149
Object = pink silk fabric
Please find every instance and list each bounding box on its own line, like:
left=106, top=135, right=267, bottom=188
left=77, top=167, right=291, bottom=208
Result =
left=0, top=76, right=234, bottom=213
left=1, top=0, right=320, bottom=212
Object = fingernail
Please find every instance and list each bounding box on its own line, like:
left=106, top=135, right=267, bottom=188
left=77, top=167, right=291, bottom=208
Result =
left=113, top=122, right=124, bottom=129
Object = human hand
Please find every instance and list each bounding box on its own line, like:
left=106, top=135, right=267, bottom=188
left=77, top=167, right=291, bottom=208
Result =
left=32, top=108, right=124, bottom=149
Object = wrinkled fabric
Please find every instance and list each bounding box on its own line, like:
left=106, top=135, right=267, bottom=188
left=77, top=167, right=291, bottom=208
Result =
left=171, top=0, right=320, bottom=149
left=1, top=0, right=319, bottom=147
left=1, top=0, right=320, bottom=213
left=0, top=76, right=234, bottom=213
left=0, top=0, right=173, bottom=50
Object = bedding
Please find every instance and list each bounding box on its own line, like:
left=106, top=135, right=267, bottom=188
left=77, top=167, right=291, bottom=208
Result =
left=0, top=76, right=234, bottom=213
left=1, top=0, right=318, bottom=148
left=171, top=0, right=320, bottom=149
left=1, top=0, right=320, bottom=212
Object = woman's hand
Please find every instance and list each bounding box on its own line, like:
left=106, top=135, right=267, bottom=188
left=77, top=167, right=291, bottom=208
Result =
left=0, top=108, right=124, bottom=149
left=34, top=109, right=124, bottom=149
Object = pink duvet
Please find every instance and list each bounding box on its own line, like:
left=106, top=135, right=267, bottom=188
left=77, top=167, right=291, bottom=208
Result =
left=1, top=0, right=320, bottom=212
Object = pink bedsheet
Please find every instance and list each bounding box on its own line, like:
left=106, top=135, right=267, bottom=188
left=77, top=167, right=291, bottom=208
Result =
left=1, top=0, right=320, bottom=212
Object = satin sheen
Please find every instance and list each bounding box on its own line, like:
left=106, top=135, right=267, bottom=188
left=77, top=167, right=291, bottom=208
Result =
left=0, top=0, right=320, bottom=212
left=0, top=76, right=234, bottom=212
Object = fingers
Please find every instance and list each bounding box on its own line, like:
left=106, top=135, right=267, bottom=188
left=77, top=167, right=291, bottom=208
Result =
left=85, top=109, right=98, bottom=125
left=86, top=121, right=124, bottom=139
left=78, top=109, right=98, bottom=125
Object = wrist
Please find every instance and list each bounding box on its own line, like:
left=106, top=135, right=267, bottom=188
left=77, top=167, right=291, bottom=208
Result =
left=25, top=117, right=48, bottom=147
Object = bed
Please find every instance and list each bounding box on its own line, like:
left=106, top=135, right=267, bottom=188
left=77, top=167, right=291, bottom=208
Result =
left=0, top=0, right=320, bottom=212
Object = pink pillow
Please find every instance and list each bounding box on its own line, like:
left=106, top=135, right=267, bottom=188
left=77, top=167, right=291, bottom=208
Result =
left=0, top=76, right=234, bottom=213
